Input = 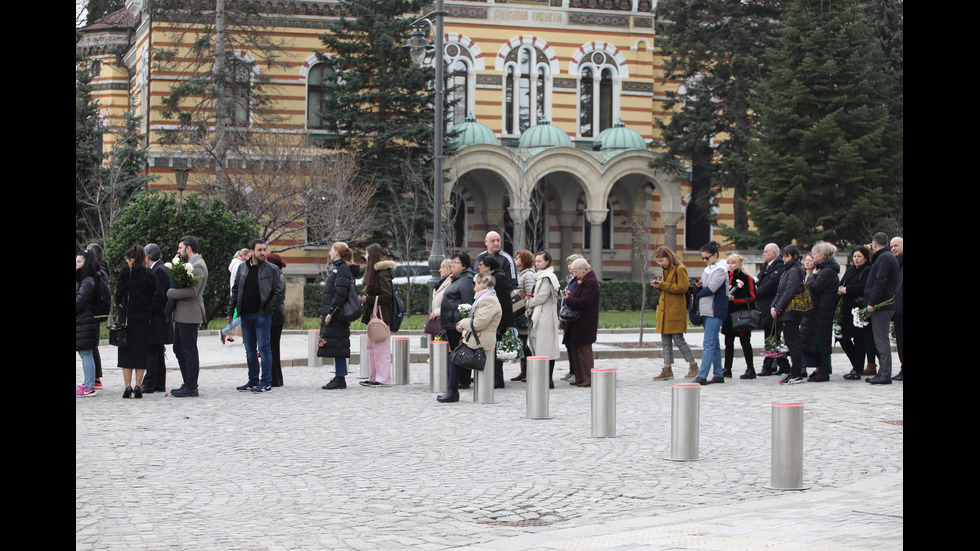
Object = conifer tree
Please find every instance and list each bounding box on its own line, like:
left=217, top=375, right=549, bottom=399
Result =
left=748, top=0, right=901, bottom=248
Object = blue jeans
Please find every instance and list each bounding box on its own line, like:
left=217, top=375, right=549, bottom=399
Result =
left=241, top=312, right=273, bottom=387
left=699, top=316, right=724, bottom=379
left=335, top=357, right=347, bottom=377
left=221, top=316, right=242, bottom=336
left=79, top=349, right=96, bottom=388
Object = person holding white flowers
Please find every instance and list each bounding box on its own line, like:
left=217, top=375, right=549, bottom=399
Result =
left=166, top=235, right=208, bottom=397
left=838, top=246, right=872, bottom=380
left=437, top=251, right=476, bottom=402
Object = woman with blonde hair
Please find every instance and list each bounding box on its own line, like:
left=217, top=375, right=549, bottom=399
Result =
left=722, top=253, right=756, bottom=379
left=650, top=246, right=698, bottom=380
left=319, top=242, right=355, bottom=389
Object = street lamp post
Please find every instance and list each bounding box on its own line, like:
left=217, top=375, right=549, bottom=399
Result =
left=406, top=1, right=448, bottom=290
left=174, top=167, right=190, bottom=212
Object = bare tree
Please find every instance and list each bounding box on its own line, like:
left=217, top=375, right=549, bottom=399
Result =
left=626, top=214, right=660, bottom=345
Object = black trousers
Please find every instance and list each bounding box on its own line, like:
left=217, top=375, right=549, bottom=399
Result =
left=143, top=343, right=167, bottom=391
left=173, top=322, right=200, bottom=389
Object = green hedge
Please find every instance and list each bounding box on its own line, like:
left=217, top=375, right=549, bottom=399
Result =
left=304, top=280, right=663, bottom=317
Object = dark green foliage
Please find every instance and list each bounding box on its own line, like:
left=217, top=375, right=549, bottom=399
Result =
left=747, top=0, right=902, bottom=248
left=76, top=54, right=103, bottom=247
left=105, top=192, right=259, bottom=324
left=654, top=0, right=782, bottom=247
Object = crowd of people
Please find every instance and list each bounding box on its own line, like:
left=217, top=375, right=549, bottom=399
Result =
left=77, top=230, right=902, bottom=398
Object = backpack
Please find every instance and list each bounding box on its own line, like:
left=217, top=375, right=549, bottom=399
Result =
left=93, top=271, right=111, bottom=318
left=390, top=293, right=405, bottom=332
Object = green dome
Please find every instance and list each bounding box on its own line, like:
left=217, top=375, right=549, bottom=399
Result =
left=451, top=116, right=498, bottom=149
left=517, top=120, right=573, bottom=149
left=597, top=121, right=647, bottom=151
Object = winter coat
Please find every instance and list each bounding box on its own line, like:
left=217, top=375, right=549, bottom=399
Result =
left=319, top=259, right=353, bottom=358
left=800, top=256, right=841, bottom=354
left=76, top=276, right=100, bottom=351
left=696, top=261, right=729, bottom=320
left=228, top=259, right=284, bottom=318
left=562, top=270, right=600, bottom=346
left=491, top=267, right=516, bottom=333
left=361, top=260, right=395, bottom=326
left=772, top=257, right=805, bottom=321
left=722, top=269, right=755, bottom=336
left=116, top=266, right=156, bottom=322
left=516, top=267, right=535, bottom=336
left=656, top=264, right=690, bottom=335
left=148, top=259, right=172, bottom=346
left=441, top=267, right=476, bottom=332
left=272, top=272, right=286, bottom=327
left=754, top=257, right=785, bottom=313
left=167, top=254, right=209, bottom=324
left=526, top=267, right=560, bottom=359
left=838, top=263, right=870, bottom=340
left=865, top=248, right=898, bottom=310
left=461, top=289, right=502, bottom=351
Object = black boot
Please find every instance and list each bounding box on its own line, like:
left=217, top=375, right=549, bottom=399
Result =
left=437, top=388, right=460, bottom=403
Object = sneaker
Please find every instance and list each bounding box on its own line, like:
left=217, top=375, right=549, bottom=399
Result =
left=76, top=385, right=97, bottom=397
left=251, top=384, right=273, bottom=393
left=322, top=377, right=347, bottom=390
left=780, top=375, right=805, bottom=385
left=560, top=372, right=575, bottom=382
left=236, top=382, right=257, bottom=392
left=93, top=380, right=103, bottom=389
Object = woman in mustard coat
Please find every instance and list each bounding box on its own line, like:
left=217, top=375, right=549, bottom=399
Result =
left=650, top=246, right=698, bottom=380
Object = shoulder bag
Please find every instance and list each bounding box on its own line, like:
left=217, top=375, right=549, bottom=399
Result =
left=450, top=320, right=486, bottom=370
left=366, top=296, right=390, bottom=342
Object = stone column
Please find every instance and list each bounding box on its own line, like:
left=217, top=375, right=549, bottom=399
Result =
left=284, top=276, right=305, bottom=328
left=558, top=211, right=578, bottom=279
left=661, top=211, right=683, bottom=252
left=508, top=206, right=530, bottom=252
left=586, top=208, right=608, bottom=281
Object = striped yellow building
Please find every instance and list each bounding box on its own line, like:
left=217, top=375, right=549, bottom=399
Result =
left=77, top=0, right=738, bottom=282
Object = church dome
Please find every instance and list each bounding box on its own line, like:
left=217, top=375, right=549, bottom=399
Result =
left=451, top=116, right=499, bottom=149
left=517, top=120, right=573, bottom=149
left=596, top=121, right=647, bottom=152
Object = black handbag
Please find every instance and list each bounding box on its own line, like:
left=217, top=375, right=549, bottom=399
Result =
left=511, top=289, right=530, bottom=330
left=688, top=292, right=703, bottom=326
left=730, top=309, right=762, bottom=332
left=558, top=297, right=581, bottom=323
left=450, top=325, right=486, bottom=370
left=108, top=322, right=129, bottom=348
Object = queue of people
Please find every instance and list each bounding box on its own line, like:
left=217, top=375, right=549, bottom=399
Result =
left=79, top=231, right=901, bottom=398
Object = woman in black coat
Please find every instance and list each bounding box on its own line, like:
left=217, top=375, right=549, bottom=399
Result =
left=838, top=246, right=872, bottom=380
left=319, top=242, right=355, bottom=390
left=267, top=253, right=288, bottom=387
left=478, top=255, right=515, bottom=388
left=77, top=250, right=102, bottom=396
left=116, top=245, right=157, bottom=398
left=722, top=254, right=756, bottom=379
left=800, top=242, right=841, bottom=383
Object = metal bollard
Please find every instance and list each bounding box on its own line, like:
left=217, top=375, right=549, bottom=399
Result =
left=429, top=340, right=448, bottom=392
left=769, top=401, right=808, bottom=490
left=591, top=369, right=616, bottom=437
left=359, top=334, right=370, bottom=379
left=308, top=329, right=322, bottom=367
left=669, top=383, right=702, bottom=461
left=473, top=349, right=495, bottom=403
left=526, top=357, right=551, bottom=419
left=420, top=335, right=428, bottom=348
left=391, top=337, right=410, bottom=385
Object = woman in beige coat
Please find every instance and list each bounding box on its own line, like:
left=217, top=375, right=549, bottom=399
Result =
left=650, top=246, right=698, bottom=380
left=458, top=272, right=503, bottom=352
left=525, top=251, right=561, bottom=388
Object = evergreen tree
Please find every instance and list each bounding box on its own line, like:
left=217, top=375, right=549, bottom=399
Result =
left=316, top=0, right=436, bottom=251
left=76, top=45, right=104, bottom=247
left=653, top=0, right=781, bottom=248
left=748, top=0, right=901, bottom=248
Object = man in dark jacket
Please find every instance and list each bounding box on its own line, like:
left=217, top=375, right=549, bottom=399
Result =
left=865, top=232, right=899, bottom=385
left=142, top=243, right=171, bottom=393
left=475, top=231, right=518, bottom=288
left=755, top=243, right=790, bottom=376
left=229, top=239, right=285, bottom=393
left=562, top=258, right=600, bottom=387
left=890, top=237, right=903, bottom=381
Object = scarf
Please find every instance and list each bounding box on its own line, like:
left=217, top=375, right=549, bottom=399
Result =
left=531, top=266, right=560, bottom=325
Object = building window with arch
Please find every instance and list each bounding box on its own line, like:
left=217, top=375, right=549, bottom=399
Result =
left=578, top=51, right=617, bottom=138
left=306, top=62, right=336, bottom=131
left=503, top=45, right=551, bottom=135
left=223, top=54, right=253, bottom=127
left=444, top=43, right=476, bottom=127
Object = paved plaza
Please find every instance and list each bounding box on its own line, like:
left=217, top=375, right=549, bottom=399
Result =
left=76, top=330, right=903, bottom=550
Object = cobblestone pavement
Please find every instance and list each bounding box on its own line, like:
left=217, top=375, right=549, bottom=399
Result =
left=77, top=332, right=903, bottom=550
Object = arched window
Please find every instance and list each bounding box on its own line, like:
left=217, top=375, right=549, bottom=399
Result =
left=306, top=62, right=335, bottom=131
left=503, top=45, right=551, bottom=135
left=578, top=51, right=617, bottom=138
left=223, top=54, right=253, bottom=127
left=443, top=43, right=475, bottom=126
